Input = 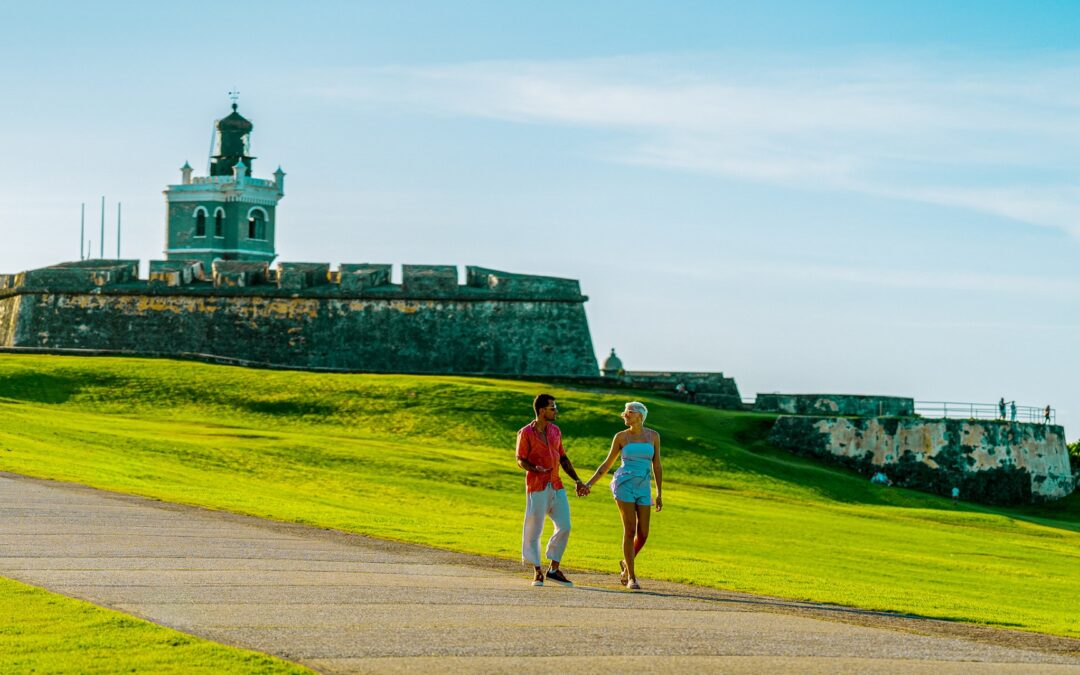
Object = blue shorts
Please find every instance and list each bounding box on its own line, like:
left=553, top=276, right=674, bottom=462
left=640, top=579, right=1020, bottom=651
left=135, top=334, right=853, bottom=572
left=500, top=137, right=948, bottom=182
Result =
left=612, top=475, right=652, bottom=506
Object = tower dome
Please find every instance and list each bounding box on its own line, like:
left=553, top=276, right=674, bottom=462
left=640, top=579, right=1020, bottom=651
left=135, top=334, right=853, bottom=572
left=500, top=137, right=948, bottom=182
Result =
left=601, top=348, right=623, bottom=377
left=210, top=101, right=256, bottom=177
left=218, top=103, right=254, bottom=134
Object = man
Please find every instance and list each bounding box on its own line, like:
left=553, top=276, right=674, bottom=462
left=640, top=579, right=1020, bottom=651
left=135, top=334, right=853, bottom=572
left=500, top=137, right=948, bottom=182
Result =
left=517, top=393, right=589, bottom=587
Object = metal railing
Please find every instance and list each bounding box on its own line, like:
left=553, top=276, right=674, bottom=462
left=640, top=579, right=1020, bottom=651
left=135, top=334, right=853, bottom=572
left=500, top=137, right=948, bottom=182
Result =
left=914, top=401, right=1055, bottom=424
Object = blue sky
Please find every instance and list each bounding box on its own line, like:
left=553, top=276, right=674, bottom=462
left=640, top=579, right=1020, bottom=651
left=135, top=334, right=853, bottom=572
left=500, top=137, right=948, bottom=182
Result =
left=2, top=1, right=1079, bottom=434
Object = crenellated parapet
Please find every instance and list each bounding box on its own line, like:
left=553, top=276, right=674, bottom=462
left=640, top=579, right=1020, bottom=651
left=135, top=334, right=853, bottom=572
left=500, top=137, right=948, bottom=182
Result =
left=0, top=260, right=586, bottom=302
left=15, top=260, right=141, bottom=291
left=466, top=266, right=582, bottom=299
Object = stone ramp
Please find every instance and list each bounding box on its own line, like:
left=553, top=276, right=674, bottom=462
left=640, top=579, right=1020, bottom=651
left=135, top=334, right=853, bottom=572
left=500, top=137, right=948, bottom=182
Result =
left=1, top=474, right=1078, bottom=674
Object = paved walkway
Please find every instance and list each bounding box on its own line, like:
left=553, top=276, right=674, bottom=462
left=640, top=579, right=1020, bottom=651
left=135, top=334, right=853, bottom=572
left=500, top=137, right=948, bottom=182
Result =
left=2, top=473, right=1079, bottom=674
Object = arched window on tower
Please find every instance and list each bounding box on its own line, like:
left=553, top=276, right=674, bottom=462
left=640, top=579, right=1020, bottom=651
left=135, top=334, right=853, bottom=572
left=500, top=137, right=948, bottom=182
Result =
left=194, top=208, right=207, bottom=237
left=248, top=209, right=267, bottom=240
left=213, top=208, right=225, bottom=237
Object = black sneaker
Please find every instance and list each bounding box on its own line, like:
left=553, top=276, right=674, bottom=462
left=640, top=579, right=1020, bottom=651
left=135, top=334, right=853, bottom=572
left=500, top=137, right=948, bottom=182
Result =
left=546, top=568, right=573, bottom=587
left=531, top=570, right=544, bottom=587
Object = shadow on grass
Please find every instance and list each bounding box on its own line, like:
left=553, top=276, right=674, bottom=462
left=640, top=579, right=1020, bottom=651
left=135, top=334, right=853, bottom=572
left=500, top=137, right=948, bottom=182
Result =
left=239, top=400, right=339, bottom=417
left=0, top=371, right=125, bottom=404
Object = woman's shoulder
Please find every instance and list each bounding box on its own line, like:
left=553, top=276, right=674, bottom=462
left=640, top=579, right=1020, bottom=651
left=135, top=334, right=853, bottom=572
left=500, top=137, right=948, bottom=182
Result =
left=645, top=427, right=660, bottom=441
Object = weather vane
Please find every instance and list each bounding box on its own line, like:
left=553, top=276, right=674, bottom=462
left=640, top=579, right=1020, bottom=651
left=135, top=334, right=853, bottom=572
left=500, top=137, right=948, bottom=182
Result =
left=228, top=88, right=240, bottom=111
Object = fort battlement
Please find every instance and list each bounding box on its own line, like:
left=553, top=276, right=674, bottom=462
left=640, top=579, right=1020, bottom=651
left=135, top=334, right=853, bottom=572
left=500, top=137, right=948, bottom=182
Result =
left=0, top=260, right=587, bottom=302
left=0, top=260, right=598, bottom=377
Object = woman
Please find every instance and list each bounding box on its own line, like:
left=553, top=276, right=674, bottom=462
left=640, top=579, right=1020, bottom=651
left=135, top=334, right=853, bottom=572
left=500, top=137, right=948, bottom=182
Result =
left=584, top=401, right=663, bottom=590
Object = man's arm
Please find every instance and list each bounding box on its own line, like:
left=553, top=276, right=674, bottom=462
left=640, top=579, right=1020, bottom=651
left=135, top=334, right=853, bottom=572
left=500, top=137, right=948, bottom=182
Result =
left=516, top=431, right=550, bottom=473
left=560, top=455, right=589, bottom=495
left=518, top=456, right=550, bottom=473
left=559, top=454, right=584, bottom=484
left=553, top=431, right=588, bottom=494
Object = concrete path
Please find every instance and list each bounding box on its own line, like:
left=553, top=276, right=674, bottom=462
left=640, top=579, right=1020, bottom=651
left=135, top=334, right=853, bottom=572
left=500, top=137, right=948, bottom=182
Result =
left=2, top=473, right=1079, bottom=674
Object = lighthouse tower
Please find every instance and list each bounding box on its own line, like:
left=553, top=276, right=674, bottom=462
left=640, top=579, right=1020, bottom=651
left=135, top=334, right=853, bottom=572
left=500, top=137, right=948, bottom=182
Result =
left=163, top=97, right=285, bottom=269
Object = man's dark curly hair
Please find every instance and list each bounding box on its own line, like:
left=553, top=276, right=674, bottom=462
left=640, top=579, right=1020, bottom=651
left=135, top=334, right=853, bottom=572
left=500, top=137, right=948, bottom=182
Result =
left=533, top=393, right=556, bottom=416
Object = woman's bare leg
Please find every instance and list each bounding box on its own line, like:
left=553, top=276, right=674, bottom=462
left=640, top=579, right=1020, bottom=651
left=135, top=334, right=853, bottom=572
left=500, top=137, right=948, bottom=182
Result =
left=617, top=499, right=639, bottom=582
left=634, top=503, right=651, bottom=556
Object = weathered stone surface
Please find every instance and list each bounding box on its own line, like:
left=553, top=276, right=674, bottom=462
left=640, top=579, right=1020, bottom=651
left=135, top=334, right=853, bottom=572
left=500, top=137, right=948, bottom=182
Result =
left=21, top=260, right=140, bottom=290
left=212, top=260, right=269, bottom=288
left=756, top=394, right=914, bottom=417
left=339, top=264, right=391, bottom=292
left=769, top=416, right=1074, bottom=504
left=610, top=371, right=743, bottom=410
left=277, top=263, right=330, bottom=290
left=149, top=260, right=205, bottom=287
left=0, top=264, right=599, bottom=377
left=403, top=265, right=457, bottom=294
left=466, top=266, right=582, bottom=300
left=0, top=296, right=19, bottom=346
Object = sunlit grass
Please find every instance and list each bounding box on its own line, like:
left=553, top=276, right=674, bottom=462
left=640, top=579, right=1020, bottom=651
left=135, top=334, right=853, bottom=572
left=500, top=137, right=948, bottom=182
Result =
left=0, top=576, right=309, bottom=673
left=0, top=353, right=1078, bottom=639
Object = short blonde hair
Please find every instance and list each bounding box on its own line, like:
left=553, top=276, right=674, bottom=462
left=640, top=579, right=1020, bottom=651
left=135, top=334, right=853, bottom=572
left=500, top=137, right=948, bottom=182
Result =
left=624, top=401, right=648, bottom=421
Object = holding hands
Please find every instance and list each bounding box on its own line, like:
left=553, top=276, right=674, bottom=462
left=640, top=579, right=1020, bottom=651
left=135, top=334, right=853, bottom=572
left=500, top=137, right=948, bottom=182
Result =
left=575, top=480, right=591, bottom=497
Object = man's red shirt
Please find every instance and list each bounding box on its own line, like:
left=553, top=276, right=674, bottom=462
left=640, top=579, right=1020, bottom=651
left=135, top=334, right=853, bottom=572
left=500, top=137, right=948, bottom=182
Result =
left=516, top=422, right=566, bottom=493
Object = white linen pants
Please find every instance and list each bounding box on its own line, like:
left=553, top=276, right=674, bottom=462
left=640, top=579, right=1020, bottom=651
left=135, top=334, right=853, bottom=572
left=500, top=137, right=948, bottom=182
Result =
left=521, top=484, right=571, bottom=566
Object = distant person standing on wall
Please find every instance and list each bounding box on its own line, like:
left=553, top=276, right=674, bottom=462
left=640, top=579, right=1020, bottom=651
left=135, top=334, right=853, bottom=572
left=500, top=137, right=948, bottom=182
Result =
left=584, top=401, right=663, bottom=591
left=1010, top=401, right=1017, bottom=422
left=517, top=393, right=589, bottom=587
left=1044, top=405, right=1052, bottom=425
left=999, top=397, right=1007, bottom=420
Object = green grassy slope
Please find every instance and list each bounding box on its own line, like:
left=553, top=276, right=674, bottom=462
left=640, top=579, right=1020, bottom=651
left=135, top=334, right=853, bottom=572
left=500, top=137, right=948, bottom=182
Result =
left=0, top=354, right=1078, bottom=639
left=0, top=577, right=309, bottom=673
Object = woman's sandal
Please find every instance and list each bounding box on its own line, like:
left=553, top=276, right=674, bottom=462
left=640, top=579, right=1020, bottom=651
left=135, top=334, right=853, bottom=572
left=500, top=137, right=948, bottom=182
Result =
left=627, top=578, right=641, bottom=590
left=619, top=560, right=629, bottom=586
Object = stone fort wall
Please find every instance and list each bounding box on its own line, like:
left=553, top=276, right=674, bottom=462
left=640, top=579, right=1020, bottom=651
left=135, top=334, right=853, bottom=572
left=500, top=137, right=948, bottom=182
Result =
left=0, top=261, right=599, bottom=377
left=769, top=415, right=1073, bottom=504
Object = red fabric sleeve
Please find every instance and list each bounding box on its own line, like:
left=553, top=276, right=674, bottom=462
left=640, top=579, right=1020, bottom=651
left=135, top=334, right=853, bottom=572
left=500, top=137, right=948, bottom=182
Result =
left=515, top=429, right=529, bottom=460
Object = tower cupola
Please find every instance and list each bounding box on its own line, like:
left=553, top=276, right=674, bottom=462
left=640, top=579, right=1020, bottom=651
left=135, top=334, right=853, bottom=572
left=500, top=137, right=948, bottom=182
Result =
left=210, top=102, right=256, bottom=177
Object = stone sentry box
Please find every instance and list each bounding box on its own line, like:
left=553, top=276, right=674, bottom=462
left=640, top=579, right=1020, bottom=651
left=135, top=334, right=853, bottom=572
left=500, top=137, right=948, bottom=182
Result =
left=0, top=260, right=599, bottom=378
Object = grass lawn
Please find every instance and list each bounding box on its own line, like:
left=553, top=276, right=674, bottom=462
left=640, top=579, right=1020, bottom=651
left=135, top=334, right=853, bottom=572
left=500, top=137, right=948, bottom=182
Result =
left=0, top=354, right=1078, bottom=640
left=0, top=576, right=309, bottom=673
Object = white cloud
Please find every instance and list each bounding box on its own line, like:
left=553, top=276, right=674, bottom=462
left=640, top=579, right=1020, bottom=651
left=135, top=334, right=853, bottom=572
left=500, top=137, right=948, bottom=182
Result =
left=305, top=51, right=1080, bottom=235
left=662, top=258, right=1080, bottom=296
